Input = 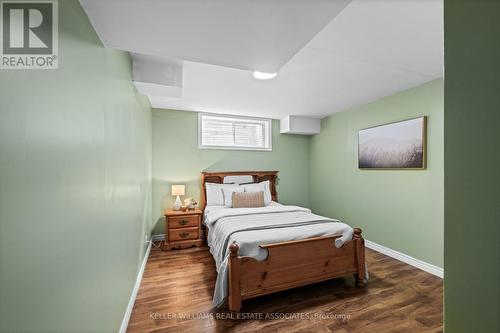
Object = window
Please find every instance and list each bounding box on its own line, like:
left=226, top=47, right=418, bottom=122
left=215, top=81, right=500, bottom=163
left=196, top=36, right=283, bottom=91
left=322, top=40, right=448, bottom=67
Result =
left=198, top=113, right=272, bottom=151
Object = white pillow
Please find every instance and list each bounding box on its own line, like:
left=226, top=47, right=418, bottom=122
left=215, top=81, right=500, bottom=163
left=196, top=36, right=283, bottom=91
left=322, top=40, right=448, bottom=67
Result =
left=222, top=186, right=244, bottom=207
left=223, top=175, right=253, bottom=184
left=205, top=183, right=238, bottom=206
left=242, top=180, right=272, bottom=206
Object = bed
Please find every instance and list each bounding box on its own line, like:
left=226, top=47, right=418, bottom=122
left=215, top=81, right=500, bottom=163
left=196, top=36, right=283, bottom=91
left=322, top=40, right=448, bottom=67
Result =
left=201, top=171, right=367, bottom=312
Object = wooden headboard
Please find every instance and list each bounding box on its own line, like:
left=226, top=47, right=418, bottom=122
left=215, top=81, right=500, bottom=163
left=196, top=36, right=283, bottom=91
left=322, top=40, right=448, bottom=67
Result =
left=200, top=171, right=279, bottom=210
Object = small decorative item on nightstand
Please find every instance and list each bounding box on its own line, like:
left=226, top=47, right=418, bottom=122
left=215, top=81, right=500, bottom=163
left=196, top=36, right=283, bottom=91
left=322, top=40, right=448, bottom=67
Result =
left=171, top=184, right=185, bottom=211
left=164, top=209, right=203, bottom=250
left=184, top=197, right=198, bottom=210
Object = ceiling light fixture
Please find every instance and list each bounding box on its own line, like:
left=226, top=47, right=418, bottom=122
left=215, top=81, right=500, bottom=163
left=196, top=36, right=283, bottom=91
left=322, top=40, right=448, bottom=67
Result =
left=252, top=71, right=278, bottom=80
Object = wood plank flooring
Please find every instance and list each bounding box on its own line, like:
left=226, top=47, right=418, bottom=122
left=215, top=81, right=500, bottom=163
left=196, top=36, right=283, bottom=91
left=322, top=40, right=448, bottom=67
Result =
left=127, top=245, right=443, bottom=333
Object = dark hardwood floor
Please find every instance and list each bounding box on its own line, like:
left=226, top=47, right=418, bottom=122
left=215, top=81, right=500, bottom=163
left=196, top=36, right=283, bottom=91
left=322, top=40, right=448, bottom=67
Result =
left=127, top=245, right=443, bottom=333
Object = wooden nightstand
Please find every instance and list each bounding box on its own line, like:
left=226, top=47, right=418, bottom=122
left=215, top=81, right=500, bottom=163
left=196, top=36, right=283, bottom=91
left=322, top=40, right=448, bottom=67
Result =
left=164, top=209, right=203, bottom=250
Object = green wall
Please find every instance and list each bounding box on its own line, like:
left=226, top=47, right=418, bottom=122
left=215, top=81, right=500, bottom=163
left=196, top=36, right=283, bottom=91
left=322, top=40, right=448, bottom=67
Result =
left=310, top=80, right=444, bottom=267
left=0, top=1, right=152, bottom=332
left=444, top=0, right=500, bottom=331
left=151, top=109, right=311, bottom=234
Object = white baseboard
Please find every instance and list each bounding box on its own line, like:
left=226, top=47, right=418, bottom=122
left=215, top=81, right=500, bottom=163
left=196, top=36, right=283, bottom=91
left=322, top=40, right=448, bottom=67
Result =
left=152, top=233, right=165, bottom=242
left=365, top=239, right=443, bottom=278
left=119, top=240, right=152, bottom=333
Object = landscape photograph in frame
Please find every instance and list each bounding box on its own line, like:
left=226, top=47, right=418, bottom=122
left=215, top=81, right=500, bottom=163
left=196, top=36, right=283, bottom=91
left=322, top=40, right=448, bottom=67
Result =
left=358, top=117, right=427, bottom=169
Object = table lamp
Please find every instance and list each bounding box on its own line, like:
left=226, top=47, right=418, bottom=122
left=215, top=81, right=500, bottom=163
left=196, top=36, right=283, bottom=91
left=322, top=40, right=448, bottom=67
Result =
left=171, top=184, right=185, bottom=211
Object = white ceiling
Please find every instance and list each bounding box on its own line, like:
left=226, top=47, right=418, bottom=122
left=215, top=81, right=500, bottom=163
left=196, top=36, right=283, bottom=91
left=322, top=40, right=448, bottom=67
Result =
left=79, top=0, right=350, bottom=73
left=80, top=0, right=443, bottom=119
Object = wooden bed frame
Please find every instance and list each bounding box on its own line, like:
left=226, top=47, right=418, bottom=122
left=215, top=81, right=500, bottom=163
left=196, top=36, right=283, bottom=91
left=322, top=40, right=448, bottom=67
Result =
left=201, top=171, right=367, bottom=312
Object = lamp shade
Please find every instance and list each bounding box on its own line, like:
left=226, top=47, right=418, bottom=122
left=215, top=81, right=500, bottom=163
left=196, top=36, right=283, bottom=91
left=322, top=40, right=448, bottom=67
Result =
left=171, top=185, right=185, bottom=196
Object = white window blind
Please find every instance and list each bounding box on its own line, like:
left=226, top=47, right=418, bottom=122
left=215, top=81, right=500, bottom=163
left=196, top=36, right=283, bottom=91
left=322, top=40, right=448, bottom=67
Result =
left=198, top=113, right=272, bottom=151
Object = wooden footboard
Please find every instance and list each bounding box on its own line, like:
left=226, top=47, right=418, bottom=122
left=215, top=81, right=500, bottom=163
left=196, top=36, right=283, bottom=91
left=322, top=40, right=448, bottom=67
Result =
left=228, top=228, right=367, bottom=312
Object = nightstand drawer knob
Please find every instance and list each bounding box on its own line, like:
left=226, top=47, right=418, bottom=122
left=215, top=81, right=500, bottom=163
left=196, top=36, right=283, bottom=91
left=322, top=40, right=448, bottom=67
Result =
left=179, top=219, right=188, bottom=226
left=179, top=232, right=190, bottom=238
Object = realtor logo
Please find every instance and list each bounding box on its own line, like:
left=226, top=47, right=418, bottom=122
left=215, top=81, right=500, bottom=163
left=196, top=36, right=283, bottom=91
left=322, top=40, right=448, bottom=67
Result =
left=1, top=0, right=58, bottom=69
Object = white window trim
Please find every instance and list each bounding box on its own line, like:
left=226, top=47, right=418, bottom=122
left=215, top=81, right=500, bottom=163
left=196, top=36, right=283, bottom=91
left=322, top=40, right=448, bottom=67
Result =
left=198, top=113, right=273, bottom=151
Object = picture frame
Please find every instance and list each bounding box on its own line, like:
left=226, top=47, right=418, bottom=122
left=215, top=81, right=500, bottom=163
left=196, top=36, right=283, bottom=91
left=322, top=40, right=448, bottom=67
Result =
left=358, top=116, right=427, bottom=170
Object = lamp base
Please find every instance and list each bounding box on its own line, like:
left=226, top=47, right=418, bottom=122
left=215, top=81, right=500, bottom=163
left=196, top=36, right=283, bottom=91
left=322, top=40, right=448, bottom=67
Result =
left=173, top=195, right=182, bottom=211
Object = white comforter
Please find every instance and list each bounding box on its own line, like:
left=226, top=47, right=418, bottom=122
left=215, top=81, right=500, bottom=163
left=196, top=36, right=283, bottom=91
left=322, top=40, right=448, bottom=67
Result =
left=204, top=202, right=354, bottom=307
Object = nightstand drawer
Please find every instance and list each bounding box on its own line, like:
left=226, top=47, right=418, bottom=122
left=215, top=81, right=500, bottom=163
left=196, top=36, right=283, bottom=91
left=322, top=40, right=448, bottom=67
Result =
left=168, top=215, right=199, bottom=229
left=164, top=209, right=203, bottom=250
left=169, top=227, right=199, bottom=241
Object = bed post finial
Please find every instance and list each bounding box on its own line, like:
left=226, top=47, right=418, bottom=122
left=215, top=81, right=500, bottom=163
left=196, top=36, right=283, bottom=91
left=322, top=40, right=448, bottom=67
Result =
left=353, top=228, right=362, bottom=239
left=229, top=243, right=239, bottom=257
